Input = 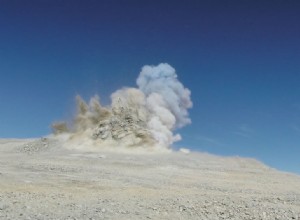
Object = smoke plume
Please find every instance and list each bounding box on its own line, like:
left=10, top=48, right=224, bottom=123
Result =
left=52, top=63, right=192, bottom=151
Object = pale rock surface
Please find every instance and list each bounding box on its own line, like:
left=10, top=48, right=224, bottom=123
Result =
left=0, top=138, right=300, bottom=220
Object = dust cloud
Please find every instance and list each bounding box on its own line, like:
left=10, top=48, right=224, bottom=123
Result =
left=52, top=63, right=192, bottom=152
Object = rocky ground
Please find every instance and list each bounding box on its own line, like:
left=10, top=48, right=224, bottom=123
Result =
left=0, top=138, right=300, bottom=220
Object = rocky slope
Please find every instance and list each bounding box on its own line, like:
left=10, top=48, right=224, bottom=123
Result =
left=0, top=138, right=299, bottom=220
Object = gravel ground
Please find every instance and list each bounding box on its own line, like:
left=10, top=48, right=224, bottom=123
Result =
left=0, top=138, right=300, bottom=220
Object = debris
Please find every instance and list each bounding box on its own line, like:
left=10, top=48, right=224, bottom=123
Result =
left=92, top=98, right=154, bottom=146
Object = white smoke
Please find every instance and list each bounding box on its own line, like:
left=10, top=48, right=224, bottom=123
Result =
left=137, top=63, right=193, bottom=128
left=136, top=63, right=193, bottom=146
left=52, top=63, right=192, bottom=150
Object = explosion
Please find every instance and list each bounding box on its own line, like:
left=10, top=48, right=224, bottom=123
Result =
left=52, top=63, right=192, bottom=151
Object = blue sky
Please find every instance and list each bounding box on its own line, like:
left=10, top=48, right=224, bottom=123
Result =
left=0, top=0, right=299, bottom=174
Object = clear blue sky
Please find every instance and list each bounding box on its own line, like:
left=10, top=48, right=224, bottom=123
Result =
left=0, top=0, right=299, bottom=174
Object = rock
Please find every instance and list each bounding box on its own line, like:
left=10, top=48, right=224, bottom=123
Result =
left=0, top=204, right=9, bottom=210
left=179, top=205, right=186, bottom=212
left=92, top=100, right=153, bottom=146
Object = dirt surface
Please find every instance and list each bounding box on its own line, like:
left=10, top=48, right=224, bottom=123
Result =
left=0, top=138, right=300, bottom=219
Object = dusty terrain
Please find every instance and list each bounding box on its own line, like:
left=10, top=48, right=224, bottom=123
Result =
left=0, top=138, right=299, bottom=220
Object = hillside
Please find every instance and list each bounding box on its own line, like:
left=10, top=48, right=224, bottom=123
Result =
left=0, top=138, right=299, bottom=219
